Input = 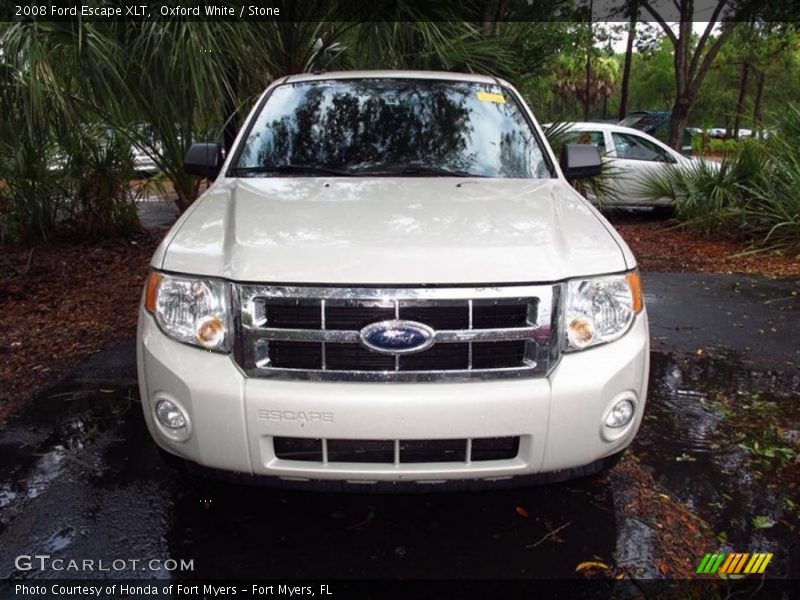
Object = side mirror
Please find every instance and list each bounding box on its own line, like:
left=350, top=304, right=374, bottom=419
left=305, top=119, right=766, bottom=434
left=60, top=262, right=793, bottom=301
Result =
left=184, top=143, right=223, bottom=179
left=560, top=144, right=602, bottom=181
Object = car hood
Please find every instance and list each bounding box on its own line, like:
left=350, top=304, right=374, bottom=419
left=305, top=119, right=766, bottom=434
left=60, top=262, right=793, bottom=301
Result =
left=157, top=177, right=631, bottom=284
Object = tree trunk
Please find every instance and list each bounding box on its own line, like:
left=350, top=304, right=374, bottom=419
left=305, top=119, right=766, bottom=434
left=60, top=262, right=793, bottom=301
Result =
left=619, top=3, right=638, bottom=120
left=666, top=20, right=692, bottom=150
left=482, top=1, right=501, bottom=37
left=643, top=0, right=739, bottom=151
left=732, top=61, right=750, bottom=139
left=583, top=0, right=593, bottom=121
left=583, top=58, right=591, bottom=121
left=174, top=178, right=200, bottom=213
left=752, top=69, right=765, bottom=135
left=669, top=98, right=691, bottom=151
left=174, top=189, right=192, bottom=214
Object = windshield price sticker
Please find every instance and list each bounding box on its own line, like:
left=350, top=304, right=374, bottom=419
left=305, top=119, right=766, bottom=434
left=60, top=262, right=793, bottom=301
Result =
left=477, top=91, right=506, bottom=104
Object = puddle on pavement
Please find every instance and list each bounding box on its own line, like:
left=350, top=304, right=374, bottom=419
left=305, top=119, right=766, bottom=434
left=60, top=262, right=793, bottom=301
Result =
left=0, top=383, right=136, bottom=530
left=0, top=379, right=176, bottom=580
left=635, top=351, right=800, bottom=577
left=0, top=350, right=797, bottom=580
left=0, top=381, right=175, bottom=578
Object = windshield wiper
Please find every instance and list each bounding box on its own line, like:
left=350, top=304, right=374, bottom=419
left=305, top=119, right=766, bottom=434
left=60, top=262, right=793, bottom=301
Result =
left=354, top=165, right=486, bottom=178
left=230, top=164, right=359, bottom=177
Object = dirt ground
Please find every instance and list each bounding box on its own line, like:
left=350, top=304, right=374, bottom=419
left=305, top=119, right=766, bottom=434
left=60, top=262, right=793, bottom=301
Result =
left=0, top=210, right=797, bottom=423
left=0, top=231, right=162, bottom=422
left=609, top=213, right=800, bottom=277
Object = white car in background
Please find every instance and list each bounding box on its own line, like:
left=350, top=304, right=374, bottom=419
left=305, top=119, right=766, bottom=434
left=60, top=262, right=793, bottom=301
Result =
left=552, top=122, right=701, bottom=210
left=132, top=143, right=159, bottom=175
left=47, top=125, right=161, bottom=176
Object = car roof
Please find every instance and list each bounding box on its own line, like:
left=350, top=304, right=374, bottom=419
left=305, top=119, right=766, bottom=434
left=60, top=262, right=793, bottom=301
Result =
left=283, top=70, right=508, bottom=86
left=556, top=122, right=663, bottom=138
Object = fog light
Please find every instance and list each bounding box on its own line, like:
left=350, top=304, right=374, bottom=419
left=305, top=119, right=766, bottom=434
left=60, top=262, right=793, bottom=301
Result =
left=605, top=399, right=634, bottom=428
left=155, top=399, right=187, bottom=430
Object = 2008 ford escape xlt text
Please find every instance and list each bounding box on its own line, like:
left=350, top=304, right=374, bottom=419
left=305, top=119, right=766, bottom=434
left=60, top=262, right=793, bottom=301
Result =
left=137, top=71, right=649, bottom=489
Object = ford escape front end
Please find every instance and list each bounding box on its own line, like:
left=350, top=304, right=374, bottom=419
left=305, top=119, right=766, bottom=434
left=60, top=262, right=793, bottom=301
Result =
left=137, top=71, right=649, bottom=487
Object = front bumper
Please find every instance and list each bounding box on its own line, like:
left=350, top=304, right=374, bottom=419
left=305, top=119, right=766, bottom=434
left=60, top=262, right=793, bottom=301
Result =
left=137, top=310, right=649, bottom=485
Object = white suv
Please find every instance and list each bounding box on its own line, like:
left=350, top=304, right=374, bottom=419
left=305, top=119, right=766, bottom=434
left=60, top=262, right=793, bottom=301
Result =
left=137, top=71, right=649, bottom=488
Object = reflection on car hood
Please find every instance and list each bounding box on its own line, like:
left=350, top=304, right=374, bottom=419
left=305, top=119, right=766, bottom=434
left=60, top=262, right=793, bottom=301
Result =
left=157, top=177, right=631, bottom=284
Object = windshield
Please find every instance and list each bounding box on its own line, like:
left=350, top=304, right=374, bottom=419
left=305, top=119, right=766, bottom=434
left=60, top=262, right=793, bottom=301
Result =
left=232, top=79, right=553, bottom=178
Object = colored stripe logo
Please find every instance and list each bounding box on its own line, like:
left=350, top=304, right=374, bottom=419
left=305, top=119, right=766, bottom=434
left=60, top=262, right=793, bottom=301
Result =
left=697, top=552, right=773, bottom=574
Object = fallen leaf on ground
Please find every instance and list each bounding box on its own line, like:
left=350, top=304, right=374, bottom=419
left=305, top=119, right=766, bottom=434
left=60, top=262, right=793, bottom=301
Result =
left=575, top=561, right=610, bottom=573
left=752, top=515, right=775, bottom=529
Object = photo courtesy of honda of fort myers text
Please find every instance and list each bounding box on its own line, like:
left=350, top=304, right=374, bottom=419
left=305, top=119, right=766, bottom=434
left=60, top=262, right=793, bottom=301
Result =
left=10, top=583, right=336, bottom=598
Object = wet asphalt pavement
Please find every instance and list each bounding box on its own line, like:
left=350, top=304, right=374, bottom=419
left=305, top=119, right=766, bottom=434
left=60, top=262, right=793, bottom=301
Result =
left=1, top=268, right=798, bottom=581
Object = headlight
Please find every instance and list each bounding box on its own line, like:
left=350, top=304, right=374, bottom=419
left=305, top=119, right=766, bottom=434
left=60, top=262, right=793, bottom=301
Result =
left=564, top=271, right=643, bottom=351
left=144, top=272, right=231, bottom=352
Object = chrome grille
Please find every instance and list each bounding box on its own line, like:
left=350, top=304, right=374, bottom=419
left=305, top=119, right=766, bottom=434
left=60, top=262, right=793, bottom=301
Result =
left=235, top=285, right=559, bottom=381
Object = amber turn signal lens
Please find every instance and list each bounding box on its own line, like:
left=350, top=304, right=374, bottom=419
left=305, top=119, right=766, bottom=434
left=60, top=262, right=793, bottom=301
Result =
left=626, top=271, right=643, bottom=313
left=144, top=271, right=164, bottom=313
left=195, top=315, right=225, bottom=349
left=567, top=316, right=595, bottom=349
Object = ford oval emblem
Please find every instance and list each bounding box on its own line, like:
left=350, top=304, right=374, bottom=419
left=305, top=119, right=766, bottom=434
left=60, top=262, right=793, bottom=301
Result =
left=359, top=320, right=435, bottom=355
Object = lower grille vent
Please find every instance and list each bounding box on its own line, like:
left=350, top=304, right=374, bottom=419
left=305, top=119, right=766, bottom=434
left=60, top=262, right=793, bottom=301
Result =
left=273, top=437, right=520, bottom=464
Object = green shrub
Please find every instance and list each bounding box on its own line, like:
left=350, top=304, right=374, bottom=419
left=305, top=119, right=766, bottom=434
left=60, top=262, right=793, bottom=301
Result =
left=707, top=138, right=739, bottom=156
left=0, top=130, right=67, bottom=242
left=58, top=126, right=141, bottom=238
left=691, top=134, right=740, bottom=158
left=0, top=117, right=141, bottom=242
left=741, top=105, right=800, bottom=251
left=691, top=134, right=704, bottom=155
left=637, top=107, right=800, bottom=252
